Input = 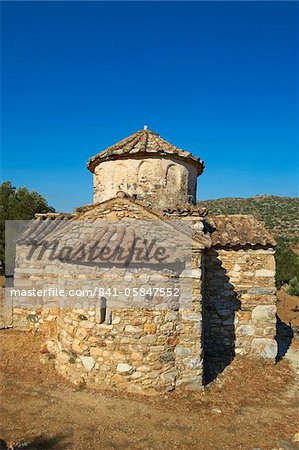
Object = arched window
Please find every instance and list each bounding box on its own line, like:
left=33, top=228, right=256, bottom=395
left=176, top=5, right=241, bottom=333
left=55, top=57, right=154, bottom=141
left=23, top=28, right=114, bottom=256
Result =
left=166, top=164, right=181, bottom=188
left=138, top=161, right=152, bottom=185
left=113, top=164, right=127, bottom=191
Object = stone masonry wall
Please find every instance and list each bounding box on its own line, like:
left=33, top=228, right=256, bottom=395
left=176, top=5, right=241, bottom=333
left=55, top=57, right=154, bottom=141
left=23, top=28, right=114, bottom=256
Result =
left=203, top=247, right=277, bottom=383
left=11, top=211, right=204, bottom=395
left=55, top=307, right=181, bottom=395
left=10, top=199, right=175, bottom=330
left=51, top=252, right=203, bottom=395
left=10, top=202, right=277, bottom=393
left=12, top=251, right=203, bottom=395
left=93, top=157, right=197, bottom=209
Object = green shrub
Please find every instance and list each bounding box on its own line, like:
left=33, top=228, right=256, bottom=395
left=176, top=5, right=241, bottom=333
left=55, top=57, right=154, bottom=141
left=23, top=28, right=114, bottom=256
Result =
left=275, top=238, right=299, bottom=289
left=0, top=181, right=54, bottom=271
left=287, top=277, right=299, bottom=297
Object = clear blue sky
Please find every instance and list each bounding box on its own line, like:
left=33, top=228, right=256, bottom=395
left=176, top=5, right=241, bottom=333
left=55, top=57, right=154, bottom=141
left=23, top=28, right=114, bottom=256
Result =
left=1, top=1, right=298, bottom=212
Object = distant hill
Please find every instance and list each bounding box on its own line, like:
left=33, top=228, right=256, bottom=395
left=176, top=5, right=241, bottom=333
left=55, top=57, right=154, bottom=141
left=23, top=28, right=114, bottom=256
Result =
left=198, top=195, right=299, bottom=241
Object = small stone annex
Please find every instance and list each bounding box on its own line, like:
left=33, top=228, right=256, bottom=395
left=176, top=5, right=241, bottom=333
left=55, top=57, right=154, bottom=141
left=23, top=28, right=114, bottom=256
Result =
left=11, top=128, right=278, bottom=394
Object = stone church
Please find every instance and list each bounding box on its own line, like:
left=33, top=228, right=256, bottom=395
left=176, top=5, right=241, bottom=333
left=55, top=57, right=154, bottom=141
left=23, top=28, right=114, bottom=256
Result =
left=11, top=127, right=277, bottom=394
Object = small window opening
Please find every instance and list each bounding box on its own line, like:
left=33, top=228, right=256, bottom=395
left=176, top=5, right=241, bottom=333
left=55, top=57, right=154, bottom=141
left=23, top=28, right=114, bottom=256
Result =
left=99, top=297, right=107, bottom=324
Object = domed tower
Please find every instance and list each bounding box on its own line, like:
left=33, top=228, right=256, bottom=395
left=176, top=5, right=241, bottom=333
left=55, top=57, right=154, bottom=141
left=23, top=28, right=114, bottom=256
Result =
left=87, top=128, right=204, bottom=210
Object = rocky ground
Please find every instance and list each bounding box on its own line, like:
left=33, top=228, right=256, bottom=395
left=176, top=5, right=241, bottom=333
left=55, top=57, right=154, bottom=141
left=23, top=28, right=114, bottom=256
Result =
left=0, top=330, right=298, bottom=450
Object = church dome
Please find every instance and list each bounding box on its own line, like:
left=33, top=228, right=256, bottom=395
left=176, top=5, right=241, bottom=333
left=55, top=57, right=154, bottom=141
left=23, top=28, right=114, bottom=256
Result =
left=87, top=128, right=204, bottom=175
left=87, top=128, right=204, bottom=210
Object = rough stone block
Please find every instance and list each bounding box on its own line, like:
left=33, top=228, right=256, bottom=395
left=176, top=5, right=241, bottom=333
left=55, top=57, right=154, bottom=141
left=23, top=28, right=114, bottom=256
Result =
left=255, top=269, right=275, bottom=277
left=175, top=346, right=191, bottom=357
left=116, top=363, right=133, bottom=373
left=237, top=324, right=254, bottom=336
left=181, top=310, right=201, bottom=322
left=125, top=325, right=143, bottom=333
left=252, top=305, right=276, bottom=323
left=144, top=323, right=156, bottom=333
left=248, top=287, right=276, bottom=295
left=251, top=338, right=277, bottom=359
left=161, top=368, right=177, bottom=384
left=80, top=356, right=95, bottom=371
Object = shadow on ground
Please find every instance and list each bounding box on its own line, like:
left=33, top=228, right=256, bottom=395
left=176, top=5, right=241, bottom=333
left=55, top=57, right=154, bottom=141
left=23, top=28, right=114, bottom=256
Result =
left=0, top=433, right=71, bottom=450
left=275, top=315, right=294, bottom=362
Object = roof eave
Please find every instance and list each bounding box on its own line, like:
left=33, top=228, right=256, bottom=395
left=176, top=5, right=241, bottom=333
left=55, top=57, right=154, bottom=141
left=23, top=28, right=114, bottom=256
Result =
left=87, top=153, right=204, bottom=175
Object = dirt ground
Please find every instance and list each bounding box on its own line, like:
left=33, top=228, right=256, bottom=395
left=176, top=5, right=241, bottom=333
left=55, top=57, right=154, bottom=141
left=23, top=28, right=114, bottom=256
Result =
left=0, top=330, right=298, bottom=450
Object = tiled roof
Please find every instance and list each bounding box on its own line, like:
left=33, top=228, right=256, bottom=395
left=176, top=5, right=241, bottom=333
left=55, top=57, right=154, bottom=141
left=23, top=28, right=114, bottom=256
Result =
left=18, top=208, right=276, bottom=250
left=18, top=209, right=208, bottom=261
left=17, top=215, right=73, bottom=244
left=87, top=129, right=204, bottom=174
left=205, top=214, right=276, bottom=249
left=163, top=206, right=208, bottom=217
left=17, top=197, right=210, bottom=249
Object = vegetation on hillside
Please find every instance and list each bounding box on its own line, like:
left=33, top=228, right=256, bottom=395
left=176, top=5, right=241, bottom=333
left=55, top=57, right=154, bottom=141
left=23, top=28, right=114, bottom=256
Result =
left=199, top=195, right=299, bottom=240
left=0, top=181, right=55, bottom=271
left=275, top=238, right=299, bottom=294
left=199, top=195, right=299, bottom=294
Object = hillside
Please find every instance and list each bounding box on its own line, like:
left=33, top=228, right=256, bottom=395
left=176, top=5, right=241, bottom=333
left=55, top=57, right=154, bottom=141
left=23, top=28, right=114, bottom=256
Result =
left=198, top=195, right=299, bottom=241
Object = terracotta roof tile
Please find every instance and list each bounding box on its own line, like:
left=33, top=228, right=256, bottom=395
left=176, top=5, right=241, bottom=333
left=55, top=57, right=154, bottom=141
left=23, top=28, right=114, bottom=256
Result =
left=205, top=214, right=276, bottom=249
left=87, top=129, right=204, bottom=174
left=17, top=216, right=72, bottom=244
left=163, top=206, right=208, bottom=217
left=17, top=197, right=210, bottom=249
left=18, top=207, right=275, bottom=251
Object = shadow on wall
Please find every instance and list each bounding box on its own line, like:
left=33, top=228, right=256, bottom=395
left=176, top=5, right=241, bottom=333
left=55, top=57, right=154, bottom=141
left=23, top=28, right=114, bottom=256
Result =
left=203, top=249, right=241, bottom=385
